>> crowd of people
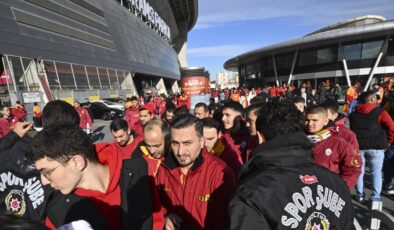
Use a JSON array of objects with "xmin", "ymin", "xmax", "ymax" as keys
[{"xmin": 0, "ymin": 80, "xmax": 393, "ymax": 229}]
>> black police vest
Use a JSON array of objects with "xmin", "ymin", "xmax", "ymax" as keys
[{"xmin": 350, "ymin": 107, "xmax": 388, "ymax": 149}]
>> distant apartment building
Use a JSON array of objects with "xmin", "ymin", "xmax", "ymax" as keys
[{"xmin": 216, "ymin": 71, "xmax": 239, "ymax": 89}]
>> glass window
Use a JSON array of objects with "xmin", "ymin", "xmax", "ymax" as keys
[
  {"xmin": 361, "ymin": 40, "xmax": 384, "ymax": 59},
  {"xmin": 343, "ymin": 43, "xmax": 362, "ymax": 60},
  {"xmin": 8, "ymin": 56, "xmax": 27, "ymax": 91},
  {"xmin": 56, "ymin": 63, "xmax": 75, "ymax": 90},
  {"xmin": 275, "ymin": 52, "xmax": 294, "ymax": 69},
  {"xmin": 298, "ymin": 49, "xmax": 317, "ymax": 66},
  {"xmin": 98, "ymin": 68, "xmax": 110, "ymax": 89},
  {"xmin": 108, "ymin": 69, "xmax": 119, "ymax": 89},
  {"xmin": 317, "ymin": 47, "xmax": 336, "ymax": 64},
  {"xmin": 86, "ymin": 67, "xmax": 100, "ymax": 89},
  {"xmin": 72, "ymin": 65, "xmax": 89, "ymax": 90},
  {"xmin": 43, "ymin": 61, "xmax": 60, "ymax": 90}
]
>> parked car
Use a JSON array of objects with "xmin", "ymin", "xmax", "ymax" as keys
[
  {"xmin": 84, "ymin": 101, "xmax": 124, "ymax": 120},
  {"xmin": 91, "ymin": 100, "xmax": 124, "ymax": 111},
  {"xmin": 102, "ymin": 97, "xmax": 126, "ymax": 104}
]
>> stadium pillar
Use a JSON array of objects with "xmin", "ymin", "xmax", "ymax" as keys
[
  {"xmin": 272, "ymin": 54, "xmax": 279, "ymax": 86},
  {"xmin": 288, "ymin": 50, "xmax": 298, "ymax": 85},
  {"xmin": 363, "ymin": 52, "xmax": 383, "ymax": 92}
]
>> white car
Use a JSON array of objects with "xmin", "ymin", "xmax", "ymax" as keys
[{"xmin": 91, "ymin": 100, "xmax": 124, "ymax": 111}]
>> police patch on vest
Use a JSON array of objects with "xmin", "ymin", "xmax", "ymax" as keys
[
  {"xmin": 5, "ymin": 190, "xmax": 26, "ymax": 216},
  {"xmin": 305, "ymin": 212, "xmax": 329, "ymax": 230},
  {"xmin": 324, "ymin": 149, "xmax": 332, "ymax": 156}
]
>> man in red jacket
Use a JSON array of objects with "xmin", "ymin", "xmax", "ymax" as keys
[
  {"xmin": 202, "ymin": 118, "xmax": 242, "ymax": 176},
  {"xmin": 130, "ymin": 102, "xmax": 156, "ymax": 136},
  {"xmin": 74, "ymin": 101, "xmax": 92, "ymax": 134},
  {"xmin": 156, "ymin": 114, "xmax": 236, "ymax": 230},
  {"xmin": 221, "ymin": 101, "xmax": 251, "ymax": 163},
  {"xmin": 110, "ymin": 118, "xmax": 142, "ymax": 159},
  {"xmin": 28, "ymin": 123, "xmax": 160, "ymax": 230},
  {"xmin": 350, "ymin": 91, "xmax": 394, "ymax": 202},
  {"xmin": 322, "ymin": 100, "xmax": 359, "ymax": 150},
  {"xmin": 0, "ymin": 106, "xmax": 12, "ymax": 138},
  {"xmin": 305, "ymin": 105, "xmax": 361, "ymax": 190},
  {"xmin": 125, "ymin": 96, "xmax": 140, "ymax": 128}
]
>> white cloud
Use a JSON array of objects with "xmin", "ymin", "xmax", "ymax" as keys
[
  {"xmin": 188, "ymin": 44, "xmax": 261, "ymax": 57},
  {"xmin": 195, "ymin": 0, "xmax": 394, "ymax": 29}
]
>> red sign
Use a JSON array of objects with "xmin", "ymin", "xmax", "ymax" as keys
[
  {"xmin": 0, "ymin": 70, "xmax": 11, "ymax": 85},
  {"xmin": 180, "ymin": 76, "xmax": 210, "ymax": 96}
]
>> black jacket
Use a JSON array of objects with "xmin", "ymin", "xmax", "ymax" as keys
[
  {"xmin": 229, "ymin": 132, "xmax": 354, "ymax": 230},
  {"xmin": 0, "ymin": 137, "xmax": 108, "ymax": 229}
]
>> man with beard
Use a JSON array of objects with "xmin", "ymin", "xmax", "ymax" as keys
[
  {"xmin": 110, "ymin": 119, "xmax": 141, "ymax": 159},
  {"xmin": 202, "ymin": 118, "xmax": 242, "ymax": 176},
  {"xmin": 155, "ymin": 114, "xmax": 236, "ymax": 230}
]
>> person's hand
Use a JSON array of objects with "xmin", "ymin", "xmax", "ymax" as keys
[{"xmin": 12, "ymin": 121, "xmax": 33, "ymax": 137}]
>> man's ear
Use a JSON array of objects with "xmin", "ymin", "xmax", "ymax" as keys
[
  {"xmin": 218, "ymin": 131, "xmax": 222, "ymax": 139},
  {"xmin": 257, "ymin": 131, "xmax": 266, "ymax": 145},
  {"xmin": 71, "ymin": 155, "xmax": 87, "ymax": 171},
  {"xmin": 333, "ymin": 113, "xmax": 339, "ymax": 121}
]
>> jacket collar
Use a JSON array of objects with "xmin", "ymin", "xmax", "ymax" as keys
[
  {"xmin": 163, "ymin": 149, "xmax": 204, "ymax": 172},
  {"xmin": 240, "ymin": 132, "xmax": 313, "ymax": 179}
]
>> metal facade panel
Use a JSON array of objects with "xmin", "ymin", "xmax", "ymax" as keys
[{"xmin": 0, "ymin": 0, "xmax": 181, "ymax": 79}]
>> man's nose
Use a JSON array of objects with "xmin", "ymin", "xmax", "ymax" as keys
[{"xmin": 41, "ymin": 175, "xmax": 51, "ymax": 186}]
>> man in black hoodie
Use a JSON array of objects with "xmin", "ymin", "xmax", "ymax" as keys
[{"xmin": 229, "ymin": 101, "xmax": 354, "ymax": 230}]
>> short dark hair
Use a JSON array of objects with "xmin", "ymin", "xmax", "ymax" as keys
[
  {"xmin": 174, "ymin": 105, "xmax": 189, "ymax": 117},
  {"xmin": 27, "ymin": 123, "xmax": 97, "ymax": 164},
  {"xmin": 305, "ymin": 105, "xmax": 327, "ymax": 116},
  {"xmin": 250, "ymin": 93, "xmax": 269, "ymax": 105},
  {"xmin": 42, "ymin": 100, "xmax": 80, "ymax": 128},
  {"xmin": 110, "ymin": 118, "xmax": 128, "ymax": 132},
  {"xmin": 171, "ymin": 114, "xmax": 203, "ymax": 138},
  {"xmin": 246, "ymin": 102, "xmax": 264, "ymax": 116},
  {"xmin": 255, "ymin": 101, "xmax": 304, "ymax": 140},
  {"xmin": 130, "ymin": 96, "xmax": 137, "ymax": 101},
  {"xmin": 322, "ymin": 100, "xmax": 339, "ymax": 114},
  {"xmin": 165, "ymin": 103, "xmax": 176, "ymax": 113},
  {"xmin": 292, "ymin": 96, "xmax": 305, "ymax": 104},
  {"xmin": 358, "ymin": 91, "xmax": 376, "ymax": 104},
  {"xmin": 194, "ymin": 103, "xmax": 208, "ymax": 112},
  {"xmin": 202, "ymin": 118, "xmax": 221, "ymax": 133},
  {"xmin": 222, "ymin": 101, "xmax": 244, "ymax": 114}
]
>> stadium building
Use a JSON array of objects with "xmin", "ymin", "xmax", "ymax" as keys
[
  {"xmin": 224, "ymin": 15, "xmax": 394, "ymax": 90},
  {"xmin": 0, "ymin": 0, "xmax": 197, "ymax": 107}
]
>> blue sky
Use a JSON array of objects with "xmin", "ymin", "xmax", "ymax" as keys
[{"xmin": 186, "ymin": 0, "xmax": 394, "ymax": 80}]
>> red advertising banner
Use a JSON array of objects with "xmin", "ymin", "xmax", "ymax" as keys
[{"xmin": 180, "ymin": 76, "xmax": 210, "ymax": 96}]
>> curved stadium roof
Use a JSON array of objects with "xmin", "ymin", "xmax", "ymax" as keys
[{"xmin": 224, "ymin": 15, "xmax": 394, "ymax": 71}]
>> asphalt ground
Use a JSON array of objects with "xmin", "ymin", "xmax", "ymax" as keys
[{"xmin": 92, "ymin": 119, "xmax": 394, "ymax": 229}]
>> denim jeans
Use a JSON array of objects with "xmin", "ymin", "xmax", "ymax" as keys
[
  {"xmin": 357, "ymin": 149, "xmax": 385, "ymax": 200},
  {"xmin": 383, "ymin": 147, "xmax": 394, "ymax": 188}
]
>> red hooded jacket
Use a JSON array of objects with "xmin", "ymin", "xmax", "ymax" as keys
[
  {"xmin": 331, "ymin": 115, "xmax": 359, "ymax": 150},
  {"xmin": 209, "ymin": 140, "xmax": 242, "ymax": 177},
  {"xmin": 308, "ymin": 130, "xmax": 361, "ymax": 190},
  {"xmin": 74, "ymin": 143, "xmax": 123, "ymax": 229},
  {"xmin": 113, "ymin": 136, "xmax": 143, "ymax": 159},
  {"xmin": 125, "ymin": 107, "xmax": 139, "ymax": 129},
  {"xmin": 155, "ymin": 149, "xmax": 236, "ymax": 230},
  {"xmin": 0, "ymin": 118, "xmax": 11, "ymax": 138},
  {"xmin": 221, "ymin": 130, "xmax": 250, "ymax": 164},
  {"xmin": 354, "ymin": 103, "xmax": 394, "ymax": 143},
  {"xmin": 76, "ymin": 107, "xmax": 92, "ymax": 129}
]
